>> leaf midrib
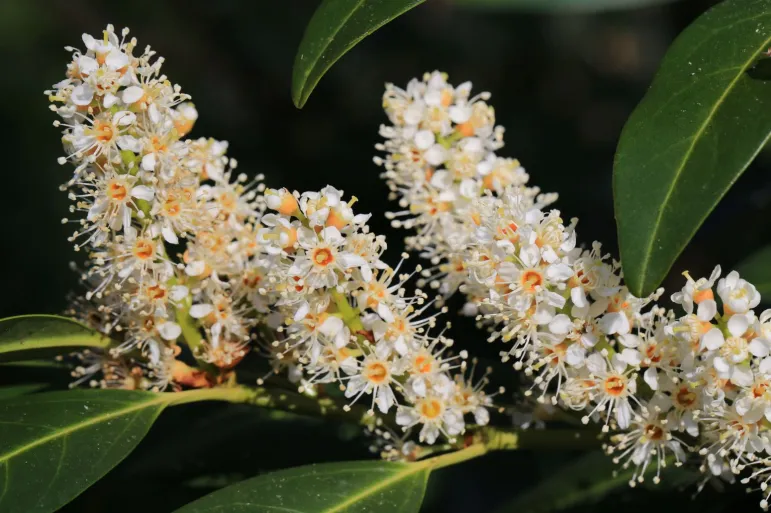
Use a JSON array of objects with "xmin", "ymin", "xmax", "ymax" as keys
[
  {"xmin": 0, "ymin": 395, "xmax": 167, "ymax": 464},
  {"xmin": 323, "ymin": 463, "xmax": 429, "ymax": 513},
  {"xmin": 296, "ymin": 0, "xmax": 365, "ymax": 103},
  {"xmin": 636, "ymin": 24, "xmax": 771, "ymax": 289}
]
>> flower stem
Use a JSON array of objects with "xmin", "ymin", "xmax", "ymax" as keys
[
  {"xmin": 165, "ymin": 384, "xmax": 258, "ymax": 406},
  {"xmin": 164, "ymin": 385, "xmax": 601, "ymax": 463},
  {"xmin": 423, "ymin": 426, "xmax": 600, "ymax": 470},
  {"xmin": 176, "ymin": 302, "xmax": 203, "ymax": 352},
  {"xmin": 331, "ymin": 289, "xmax": 364, "ymax": 332}
]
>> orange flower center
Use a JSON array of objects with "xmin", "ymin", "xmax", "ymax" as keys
[
  {"xmin": 645, "ymin": 344, "xmax": 662, "ymax": 364},
  {"xmin": 520, "ymin": 270, "xmax": 543, "ymax": 292},
  {"xmin": 242, "ymin": 271, "xmax": 262, "ymax": 289},
  {"xmin": 414, "ymin": 354, "xmax": 434, "ymax": 374},
  {"xmin": 93, "ymin": 120, "xmax": 114, "ymax": 143},
  {"xmin": 164, "ymin": 199, "xmax": 181, "ymax": 216},
  {"xmin": 311, "ymin": 247, "xmax": 334, "ymax": 267},
  {"xmin": 754, "ymin": 382, "xmax": 770, "ymax": 398},
  {"xmin": 674, "ymin": 386, "xmax": 697, "ymax": 408},
  {"xmin": 644, "ymin": 424, "xmax": 664, "ymax": 441},
  {"xmin": 419, "ymin": 398, "xmax": 444, "ymax": 420},
  {"xmin": 146, "ymin": 284, "xmax": 166, "ymax": 301},
  {"xmin": 133, "ymin": 239, "xmax": 155, "ymax": 260},
  {"xmin": 107, "ymin": 180, "xmax": 128, "ymax": 202},
  {"xmin": 364, "ymin": 361, "xmax": 389, "ymax": 384},
  {"xmin": 603, "ymin": 375, "xmax": 627, "ymax": 396}
]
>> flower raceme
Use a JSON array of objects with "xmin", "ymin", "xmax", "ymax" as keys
[
  {"xmin": 376, "ymin": 71, "xmax": 771, "ymax": 507},
  {"xmin": 48, "ymin": 27, "xmax": 493, "ymax": 449},
  {"xmin": 258, "ymin": 186, "xmax": 496, "ymax": 444}
]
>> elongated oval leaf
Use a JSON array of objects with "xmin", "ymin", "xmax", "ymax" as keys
[
  {"xmin": 292, "ymin": 0, "xmax": 425, "ymax": 108},
  {"xmin": 174, "ymin": 460, "xmax": 431, "ymax": 512},
  {"xmin": 452, "ymin": 0, "xmax": 678, "ymax": 12},
  {"xmin": 737, "ymin": 245, "xmax": 771, "ymax": 297},
  {"xmin": 614, "ymin": 0, "xmax": 771, "ymax": 297},
  {"xmin": 0, "ymin": 390, "xmax": 169, "ymax": 513},
  {"xmin": 0, "ymin": 315, "xmax": 111, "ymax": 362},
  {"xmin": 0, "ymin": 386, "xmax": 249, "ymax": 513}
]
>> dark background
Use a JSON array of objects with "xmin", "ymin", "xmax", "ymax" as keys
[{"xmin": 0, "ymin": 0, "xmax": 769, "ymax": 511}]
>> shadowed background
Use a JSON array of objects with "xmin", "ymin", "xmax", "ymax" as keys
[{"xmin": 0, "ymin": 0, "xmax": 768, "ymax": 511}]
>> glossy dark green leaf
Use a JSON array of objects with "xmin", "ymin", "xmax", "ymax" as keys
[
  {"xmin": 174, "ymin": 460, "xmax": 431, "ymax": 513},
  {"xmin": 292, "ymin": 0, "xmax": 425, "ymax": 108},
  {"xmin": 0, "ymin": 390, "xmax": 168, "ymax": 513},
  {"xmin": 452, "ymin": 0, "xmax": 678, "ymax": 12},
  {"xmin": 0, "ymin": 315, "xmax": 111, "ymax": 362},
  {"xmin": 614, "ymin": 0, "xmax": 771, "ymax": 297},
  {"xmin": 737, "ymin": 244, "xmax": 771, "ymax": 297},
  {"xmin": 0, "ymin": 386, "xmax": 246, "ymax": 513}
]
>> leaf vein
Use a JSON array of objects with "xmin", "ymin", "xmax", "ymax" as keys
[{"xmin": 636, "ymin": 30, "xmax": 771, "ymax": 288}]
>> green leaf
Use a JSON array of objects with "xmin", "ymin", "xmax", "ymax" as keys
[
  {"xmin": 452, "ymin": 0, "xmax": 677, "ymax": 12},
  {"xmin": 174, "ymin": 459, "xmax": 432, "ymax": 512},
  {"xmin": 737, "ymin": 244, "xmax": 771, "ymax": 297},
  {"xmin": 0, "ymin": 387, "xmax": 252, "ymax": 513},
  {"xmin": 292, "ymin": 0, "xmax": 425, "ymax": 108},
  {"xmin": 0, "ymin": 389, "xmax": 167, "ymax": 513},
  {"xmin": 613, "ymin": 0, "xmax": 771, "ymax": 297},
  {"xmin": 493, "ymin": 452, "xmax": 694, "ymax": 513},
  {"xmin": 0, "ymin": 315, "xmax": 112, "ymax": 362}
]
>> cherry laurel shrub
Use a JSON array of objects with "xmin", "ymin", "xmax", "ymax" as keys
[{"xmin": 2, "ymin": 2, "xmax": 771, "ymax": 510}]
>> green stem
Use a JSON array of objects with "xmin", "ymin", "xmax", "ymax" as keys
[
  {"xmin": 174, "ymin": 292, "xmax": 203, "ymax": 353},
  {"xmin": 595, "ymin": 335, "xmax": 616, "ymax": 357},
  {"xmin": 423, "ymin": 426, "xmax": 600, "ymax": 470},
  {"xmin": 165, "ymin": 385, "xmax": 257, "ymax": 406},
  {"xmin": 331, "ymin": 289, "xmax": 364, "ymax": 332},
  {"xmin": 164, "ymin": 386, "xmax": 601, "ymax": 464},
  {"xmin": 167, "ymin": 384, "xmax": 378, "ymax": 427}
]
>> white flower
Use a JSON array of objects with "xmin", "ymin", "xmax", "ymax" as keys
[
  {"xmin": 289, "ymin": 226, "xmax": 367, "ymax": 289},
  {"xmin": 671, "ymin": 266, "xmax": 720, "ymax": 314},
  {"xmin": 396, "ymin": 395, "xmax": 465, "ymax": 444},
  {"xmin": 705, "ymin": 314, "xmax": 755, "ymax": 386},
  {"xmin": 717, "ymin": 271, "xmax": 761, "ymax": 314},
  {"xmin": 344, "ymin": 356, "xmax": 397, "ymax": 414}
]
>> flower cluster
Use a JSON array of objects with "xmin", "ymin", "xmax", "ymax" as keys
[
  {"xmin": 47, "ymin": 25, "xmax": 265, "ymax": 390},
  {"xmin": 48, "ymin": 29, "xmax": 494, "ymax": 446},
  {"xmin": 376, "ymin": 72, "xmax": 771, "ymax": 507},
  {"xmin": 255, "ymin": 186, "xmax": 495, "ymax": 443},
  {"xmin": 375, "ymin": 71, "xmax": 557, "ymax": 298}
]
